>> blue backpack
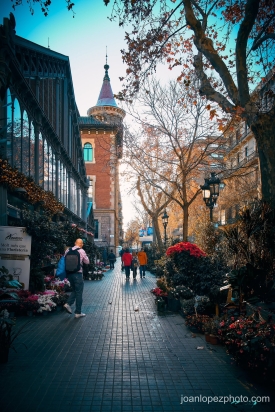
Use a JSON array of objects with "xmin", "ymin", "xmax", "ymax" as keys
[{"xmin": 56, "ymin": 256, "xmax": 66, "ymax": 280}]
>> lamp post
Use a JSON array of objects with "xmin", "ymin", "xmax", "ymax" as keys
[
  {"xmin": 162, "ymin": 209, "xmax": 169, "ymax": 247},
  {"xmin": 200, "ymin": 172, "xmax": 223, "ymax": 222}
]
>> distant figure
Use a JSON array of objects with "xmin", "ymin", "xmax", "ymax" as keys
[
  {"xmin": 131, "ymin": 251, "xmax": 139, "ymax": 279},
  {"xmin": 119, "ymin": 247, "xmax": 126, "ymax": 271},
  {"xmin": 108, "ymin": 249, "xmax": 116, "ymax": 269},
  {"xmin": 102, "ymin": 248, "xmax": 107, "ymax": 267},
  {"xmin": 137, "ymin": 248, "xmax": 148, "ymax": 278},
  {"xmin": 121, "ymin": 248, "xmax": 133, "ymax": 280},
  {"xmin": 63, "ymin": 238, "xmax": 89, "ymax": 318}
]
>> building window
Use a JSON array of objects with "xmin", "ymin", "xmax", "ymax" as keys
[
  {"xmin": 220, "ymin": 210, "xmax": 226, "ymax": 225},
  {"xmin": 244, "ymin": 146, "xmax": 248, "ymax": 157},
  {"xmin": 94, "ymin": 219, "xmax": 99, "ymax": 239},
  {"xmin": 83, "ymin": 143, "xmax": 93, "ymax": 161},
  {"xmin": 88, "ymin": 178, "xmax": 93, "ymax": 202}
]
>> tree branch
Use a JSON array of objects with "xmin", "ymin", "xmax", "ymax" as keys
[
  {"xmin": 193, "ymin": 54, "xmax": 235, "ymax": 112},
  {"xmin": 252, "ymin": 33, "xmax": 275, "ymax": 51},
  {"xmin": 236, "ymin": 0, "xmax": 260, "ymax": 107},
  {"xmin": 183, "ymin": 0, "xmax": 239, "ymax": 105}
]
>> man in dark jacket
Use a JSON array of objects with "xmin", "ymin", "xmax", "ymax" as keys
[{"xmin": 108, "ymin": 250, "xmax": 116, "ymax": 269}]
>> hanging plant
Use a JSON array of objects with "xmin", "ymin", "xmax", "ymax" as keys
[{"xmin": 0, "ymin": 159, "xmax": 64, "ymax": 214}]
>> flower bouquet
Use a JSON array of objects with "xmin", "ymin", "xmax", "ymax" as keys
[{"xmin": 37, "ymin": 291, "xmax": 57, "ymax": 313}]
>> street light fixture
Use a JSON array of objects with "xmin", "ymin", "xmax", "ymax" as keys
[
  {"xmin": 162, "ymin": 209, "xmax": 169, "ymax": 247},
  {"xmin": 200, "ymin": 172, "xmax": 223, "ymax": 222}
]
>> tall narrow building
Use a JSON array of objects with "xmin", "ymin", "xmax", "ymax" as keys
[{"xmin": 79, "ymin": 61, "xmax": 125, "ymax": 254}]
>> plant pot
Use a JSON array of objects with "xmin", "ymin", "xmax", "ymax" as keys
[
  {"xmin": 205, "ymin": 333, "xmax": 211, "ymax": 342},
  {"xmin": 209, "ymin": 334, "xmax": 219, "ymax": 345},
  {"xmin": 168, "ymin": 298, "xmax": 181, "ymax": 312},
  {"xmin": 157, "ymin": 299, "xmax": 166, "ymax": 312}
]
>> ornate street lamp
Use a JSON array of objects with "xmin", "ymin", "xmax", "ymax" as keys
[
  {"xmin": 200, "ymin": 173, "xmax": 223, "ymax": 222},
  {"xmin": 162, "ymin": 209, "xmax": 169, "ymax": 246}
]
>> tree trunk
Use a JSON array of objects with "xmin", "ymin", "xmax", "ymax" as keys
[
  {"xmin": 250, "ymin": 108, "xmax": 275, "ymax": 209},
  {"xmin": 182, "ymin": 203, "xmax": 189, "ymax": 241},
  {"xmin": 152, "ymin": 215, "xmax": 164, "ymax": 251}
]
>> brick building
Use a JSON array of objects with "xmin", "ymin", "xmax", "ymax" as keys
[{"xmin": 79, "ymin": 62, "xmax": 125, "ymax": 254}]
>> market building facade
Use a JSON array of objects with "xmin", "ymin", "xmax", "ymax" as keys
[{"xmin": 0, "ymin": 14, "xmax": 93, "ymax": 235}]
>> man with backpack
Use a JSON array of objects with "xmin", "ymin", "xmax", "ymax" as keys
[{"xmin": 63, "ymin": 238, "xmax": 89, "ymax": 318}]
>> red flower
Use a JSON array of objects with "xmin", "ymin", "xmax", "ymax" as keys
[{"xmin": 166, "ymin": 242, "xmax": 206, "ymax": 258}]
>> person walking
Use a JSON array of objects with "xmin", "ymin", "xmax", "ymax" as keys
[
  {"xmin": 63, "ymin": 238, "xmax": 89, "ymax": 318},
  {"xmin": 108, "ymin": 249, "xmax": 116, "ymax": 269},
  {"xmin": 102, "ymin": 247, "xmax": 107, "ymax": 267},
  {"xmin": 137, "ymin": 248, "xmax": 148, "ymax": 278},
  {"xmin": 119, "ymin": 247, "xmax": 126, "ymax": 271},
  {"xmin": 131, "ymin": 251, "xmax": 139, "ymax": 279},
  {"xmin": 121, "ymin": 248, "xmax": 132, "ymax": 280}
]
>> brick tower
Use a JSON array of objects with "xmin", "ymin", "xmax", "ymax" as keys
[{"xmin": 79, "ymin": 60, "xmax": 125, "ymax": 254}]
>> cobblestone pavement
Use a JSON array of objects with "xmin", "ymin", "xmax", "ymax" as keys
[{"xmin": 0, "ymin": 260, "xmax": 274, "ymax": 412}]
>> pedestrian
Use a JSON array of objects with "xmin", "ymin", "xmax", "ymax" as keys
[
  {"xmin": 131, "ymin": 251, "xmax": 139, "ymax": 279},
  {"xmin": 121, "ymin": 248, "xmax": 133, "ymax": 280},
  {"xmin": 63, "ymin": 238, "xmax": 89, "ymax": 318},
  {"xmin": 119, "ymin": 247, "xmax": 126, "ymax": 271},
  {"xmin": 137, "ymin": 248, "xmax": 148, "ymax": 278},
  {"xmin": 108, "ymin": 249, "xmax": 116, "ymax": 269},
  {"xmin": 102, "ymin": 247, "xmax": 107, "ymax": 267}
]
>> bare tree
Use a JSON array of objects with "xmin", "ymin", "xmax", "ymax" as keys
[
  {"xmin": 122, "ymin": 78, "xmax": 225, "ymax": 240},
  {"xmin": 105, "ymin": 0, "xmax": 275, "ymax": 208}
]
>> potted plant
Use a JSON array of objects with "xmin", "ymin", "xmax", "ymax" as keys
[{"xmin": 0, "ymin": 309, "xmax": 29, "ymax": 363}]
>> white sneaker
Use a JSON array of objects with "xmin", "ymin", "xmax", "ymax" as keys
[
  {"xmin": 75, "ymin": 313, "xmax": 86, "ymax": 318},
  {"xmin": 64, "ymin": 303, "xmax": 72, "ymax": 314}
]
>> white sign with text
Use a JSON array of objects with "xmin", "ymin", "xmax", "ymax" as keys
[{"xmin": 0, "ymin": 226, "xmax": 31, "ymax": 290}]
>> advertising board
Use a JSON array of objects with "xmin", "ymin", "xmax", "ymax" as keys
[{"xmin": 0, "ymin": 226, "xmax": 31, "ymax": 290}]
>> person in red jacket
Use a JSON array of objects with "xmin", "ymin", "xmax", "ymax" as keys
[{"xmin": 121, "ymin": 248, "xmax": 133, "ymax": 280}]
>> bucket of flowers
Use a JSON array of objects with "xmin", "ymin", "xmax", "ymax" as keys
[
  {"xmin": 218, "ymin": 311, "xmax": 275, "ymax": 384},
  {"xmin": 20, "ymin": 295, "xmax": 40, "ymax": 316},
  {"xmin": 37, "ymin": 291, "xmax": 57, "ymax": 315}
]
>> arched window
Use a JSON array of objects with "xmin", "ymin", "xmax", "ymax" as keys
[
  {"xmin": 29, "ymin": 122, "xmax": 35, "ymax": 179},
  {"xmin": 13, "ymin": 98, "xmax": 21, "ymax": 171},
  {"xmin": 22, "ymin": 110, "xmax": 30, "ymax": 176},
  {"xmin": 6, "ymin": 90, "xmax": 12, "ymax": 165},
  {"xmin": 39, "ymin": 132, "xmax": 43, "ymax": 187},
  {"xmin": 44, "ymin": 139, "xmax": 49, "ymax": 191},
  {"xmin": 83, "ymin": 143, "xmax": 93, "ymax": 162}
]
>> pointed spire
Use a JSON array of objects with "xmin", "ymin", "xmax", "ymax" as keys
[
  {"xmin": 103, "ymin": 47, "xmax": 110, "ymax": 81},
  {"xmin": 96, "ymin": 52, "xmax": 117, "ymax": 107}
]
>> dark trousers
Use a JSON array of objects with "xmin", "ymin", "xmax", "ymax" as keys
[
  {"xmin": 109, "ymin": 260, "xmax": 115, "ymax": 269},
  {"xmin": 139, "ymin": 265, "xmax": 146, "ymax": 277},
  {"xmin": 125, "ymin": 266, "xmax": 131, "ymax": 278},
  {"xmin": 67, "ymin": 272, "xmax": 84, "ymax": 314}
]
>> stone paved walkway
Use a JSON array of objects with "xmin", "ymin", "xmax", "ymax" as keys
[{"xmin": 0, "ymin": 260, "xmax": 274, "ymax": 412}]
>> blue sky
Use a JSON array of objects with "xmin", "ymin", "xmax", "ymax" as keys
[
  {"xmin": 0, "ymin": 0, "xmax": 138, "ymax": 228},
  {"xmin": 0, "ymin": 0, "xmax": 127, "ymax": 116}
]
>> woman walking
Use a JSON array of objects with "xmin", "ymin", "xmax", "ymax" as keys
[{"xmin": 121, "ymin": 248, "xmax": 132, "ymax": 280}]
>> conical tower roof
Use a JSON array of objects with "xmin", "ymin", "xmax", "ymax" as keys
[{"xmin": 96, "ymin": 62, "xmax": 117, "ymax": 107}]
